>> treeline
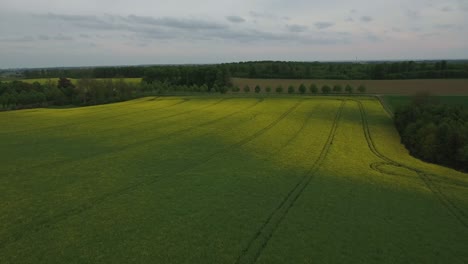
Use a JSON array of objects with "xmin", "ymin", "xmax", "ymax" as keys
[
  {"xmin": 226, "ymin": 61, "xmax": 468, "ymax": 80},
  {"xmin": 20, "ymin": 60, "xmax": 468, "ymax": 81},
  {"xmin": 0, "ymin": 78, "xmax": 367, "ymax": 110},
  {"xmin": 0, "ymin": 78, "xmax": 138, "ymax": 110},
  {"xmin": 394, "ymin": 97, "xmax": 468, "ymax": 172}
]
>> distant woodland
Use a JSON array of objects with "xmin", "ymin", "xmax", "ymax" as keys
[
  {"xmin": 395, "ymin": 96, "xmax": 468, "ymax": 172},
  {"xmin": 18, "ymin": 60, "xmax": 468, "ymax": 80}
]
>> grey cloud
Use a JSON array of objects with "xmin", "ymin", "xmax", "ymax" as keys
[
  {"xmin": 360, "ymin": 16, "xmax": 373, "ymax": 23},
  {"xmin": 36, "ymin": 12, "xmax": 102, "ymax": 23},
  {"xmin": 345, "ymin": 17, "xmax": 354, "ymax": 22},
  {"xmin": 287, "ymin": 24, "xmax": 308, "ymax": 32},
  {"xmin": 406, "ymin": 9, "xmax": 420, "ymax": 19},
  {"xmin": 0, "ymin": 36, "xmax": 35, "ymax": 42},
  {"xmin": 38, "ymin": 34, "xmax": 50, "ymax": 40},
  {"xmin": 36, "ymin": 34, "xmax": 74, "ymax": 41},
  {"xmin": 54, "ymin": 34, "xmax": 74, "ymax": 41},
  {"xmin": 315, "ymin": 22, "xmax": 334, "ymax": 29},
  {"xmin": 249, "ymin": 11, "xmax": 287, "ymax": 20},
  {"xmin": 125, "ymin": 14, "xmax": 227, "ymax": 30},
  {"xmin": 28, "ymin": 12, "xmax": 349, "ymax": 45},
  {"xmin": 226, "ymin": 16, "xmax": 245, "ymax": 23},
  {"xmin": 367, "ymin": 33, "xmax": 380, "ymax": 42},
  {"xmin": 441, "ymin": 6, "xmax": 453, "ymax": 12},
  {"xmin": 419, "ymin": 32, "xmax": 440, "ymax": 38},
  {"xmin": 459, "ymin": 0, "xmax": 468, "ymax": 11},
  {"xmin": 434, "ymin": 24, "xmax": 462, "ymax": 30}
]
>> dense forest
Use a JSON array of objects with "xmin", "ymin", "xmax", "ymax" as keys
[
  {"xmin": 394, "ymin": 96, "xmax": 468, "ymax": 172},
  {"xmin": 19, "ymin": 60, "xmax": 468, "ymax": 81}
]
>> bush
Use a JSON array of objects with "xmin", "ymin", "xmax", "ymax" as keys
[
  {"xmin": 243, "ymin": 85, "xmax": 251, "ymax": 93},
  {"xmin": 288, "ymin": 85, "xmax": 295, "ymax": 94},
  {"xmin": 276, "ymin": 86, "xmax": 283, "ymax": 93},
  {"xmin": 345, "ymin": 84, "xmax": 353, "ymax": 93},
  {"xmin": 265, "ymin": 86, "xmax": 271, "ymax": 93}
]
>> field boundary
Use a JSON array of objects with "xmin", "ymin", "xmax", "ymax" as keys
[
  {"xmin": 354, "ymin": 100, "xmax": 468, "ymax": 228},
  {"xmin": 235, "ymin": 100, "xmax": 345, "ymax": 264}
]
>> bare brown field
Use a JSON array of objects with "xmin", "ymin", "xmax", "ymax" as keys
[{"xmin": 232, "ymin": 78, "xmax": 468, "ymax": 95}]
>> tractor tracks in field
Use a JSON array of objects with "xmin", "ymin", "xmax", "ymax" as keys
[
  {"xmin": 4, "ymin": 97, "xmax": 234, "ymax": 172},
  {"xmin": 62, "ymin": 97, "xmax": 228, "ymax": 139},
  {"xmin": 354, "ymin": 100, "xmax": 468, "ymax": 229},
  {"xmin": 0, "ymin": 98, "xmax": 305, "ymax": 250},
  {"xmin": 26, "ymin": 98, "xmax": 261, "ymax": 171},
  {"xmin": 235, "ymin": 100, "xmax": 345, "ymax": 264}
]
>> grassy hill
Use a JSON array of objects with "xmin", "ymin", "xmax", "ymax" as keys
[{"xmin": 1, "ymin": 96, "xmax": 467, "ymax": 263}]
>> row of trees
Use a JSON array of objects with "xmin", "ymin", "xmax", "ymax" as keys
[
  {"xmin": 394, "ymin": 96, "xmax": 468, "ymax": 172},
  {"xmin": 0, "ymin": 78, "xmax": 138, "ymax": 110},
  {"xmin": 0, "ymin": 79, "xmax": 368, "ymax": 110},
  {"xmin": 20, "ymin": 61, "xmax": 468, "ymax": 81},
  {"xmin": 232, "ymin": 84, "xmax": 366, "ymax": 94}
]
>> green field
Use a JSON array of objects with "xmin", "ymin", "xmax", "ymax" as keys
[{"xmin": 1, "ymin": 96, "xmax": 467, "ymax": 263}]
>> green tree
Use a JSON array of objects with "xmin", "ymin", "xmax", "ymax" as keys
[
  {"xmin": 57, "ymin": 77, "xmax": 75, "ymax": 103},
  {"xmin": 255, "ymin": 85, "xmax": 261, "ymax": 93},
  {"xmin": 309, "ymin": 84, "xmax": 318, "ymax": 94},
  {"xmin": 0, "ymin": 94, "xmax": 8, "ymax": 109},
  {"xmin": 288, "ymin": 85, "xmax": 295, "ymax": 94},
  {"xmin": 219, "ymin": 86, "xmax": 228, "ymax": 94},
  {"xmin": 243, "ymin": 85, "xmax": 251, "ymax": 93},
  {"xmin": 265, "ymin": 86, "xmax": 272, "ymax": 93},
  {"xmin": 345, "ymin": 84, "xmax": 354, "ymax": 93},
  {"xmin": 333, "ymin": 84, "xmax": 342, "ymax": 93},
  {"xmin": 200, "ymin": 84, "xmax": 209, "ymax": 93},
  {"xmin": 321, "ymin": 85, "xmax": 331, "ymax": 94},
  {"xmin": 299, "ymin": 83, "xmax": 306, "ymax": 94},
  {"xmin": 276, "ymin": 85, "xmax": 283, "ymax": 93}
]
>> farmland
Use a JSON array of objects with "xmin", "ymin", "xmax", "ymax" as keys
[{"xmin": 1, "ymin": 96, "xmax": 467, "ymax": 263}]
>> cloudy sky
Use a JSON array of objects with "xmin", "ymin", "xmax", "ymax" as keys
[{"xmin": 1, "ymin": 0, "xmax": 468, "ymax": 68}]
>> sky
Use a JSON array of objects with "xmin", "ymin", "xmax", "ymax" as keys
[{"xmin": 1, "ymin": 0, "xmax": 468, "ymax": 68}]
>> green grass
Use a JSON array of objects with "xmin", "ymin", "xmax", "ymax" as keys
[
  {"xmin": 0, "ymin": 96, "xmax": 467, "ymax": 263},
  {"xmin": 383, "ymin": 95, "xmax": 468, "ymax": 112}
]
